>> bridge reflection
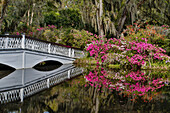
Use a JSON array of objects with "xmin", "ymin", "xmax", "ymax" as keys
[{"xmin": 0, "ymin": 64, "xmax": 83, "ymax": 104}]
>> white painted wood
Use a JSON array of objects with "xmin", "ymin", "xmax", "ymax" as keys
[
  {"xmin": 47, "ymin": 79, "xmax": 50, "ymax": 88},
  {"xmin": 20, "ymin": 88, "xmax": 24, "ymax": 102},
  {"xmin": 68, "ymin": 70, "xmax": 71, "ymax": 79},
  {"xmin": 22, "ymin": 34, "xmax": 25, "ymax": 49},
  {"xmin": 69, "ymin": 48, "xmax": 71, "ymax": 57},
  {"xmin": 72, "ymin": 49, "xmax": 75, "ymax": 57},
  {"xmin": 48, "ymin": 43, "xmax": 51, "ymax": 53}
]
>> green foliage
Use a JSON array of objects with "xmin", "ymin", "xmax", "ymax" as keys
[
  {"xmin": 59, "ymin": 29, "xmax": 94, "ymax": 49},
  {"xmin": 12, "ymin": 25, "xmax": 94, "ymax": 49},
  {"xmin": 43, "ymin": 29, "xmax": 56, "ymax": 42},
  {"xmin": 140, "ymin": 0, "xmax": 169, "ymax": 25},
  {"xmin": 44, "ymin": 8, "xmax": 83, "ymax": 29},
  {"xmin": 44, "ymin": 11, "xmax": 60, "ymax": 26}
]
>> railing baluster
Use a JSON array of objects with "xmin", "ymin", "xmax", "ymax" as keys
[
  {"xmin": 32, "ymin": 40, "xmax": 34, "ymax": 50},
  {"xmin": 68, "ymin": 70, "xmax": 71, "ymax": 79},
  {"xmin": 4, "ymin": 92, "xmax": 7, "ymax": 101},
  {"xmin": 22, "ymin": 34, "xmax": 25, "ymax": 49},
  {"xmin": 47, "ymin": 79, "xmax": 50, "ymax": 88},
  {"xmin": 5, "ymin": 37, "xmax": 8, "ymax": 48},
  {"xmin": 20, "ymin": 88, "xmax": 24, "ymax": 102},
  {"xmin": 54, "ymin": 46, "xmax": 56, "ymax": 54},
  {"xmin": 48, "ymin": 43, "xmax": 51, "ymax": 53},
  {"xmin": 72, "ymin": 49, "xmax": 75, "ymax": 57},
  {"xmin": 69, "ymin": 48, "xmax": 71, "ymax": 57}
]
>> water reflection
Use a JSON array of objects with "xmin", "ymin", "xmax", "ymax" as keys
[
  {"xmin": 34, "ymin": 60, "xmax": 63, "ymax": 71},
  {"xmin": 0, "ymin": 65, "xmax": 169, "ymax": 113},
  {"xmin": 0, "ymin": 64, "xmax": 83, "ymax": 104},
  {"xmin": 85, "ymin": 67, "xmax": 169, "ymax": 102},
  {"xmin": 0, "ymin": 64, "xmax": 15, "ymax": 79}
]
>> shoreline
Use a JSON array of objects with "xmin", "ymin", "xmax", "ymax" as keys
[{"xmin": 74, "ymin": 58, "xmax": 170, "ymax": 71}]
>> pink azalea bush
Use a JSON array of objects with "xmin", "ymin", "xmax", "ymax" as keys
[
  {"xmin": 85, "ymin": 67, "xmax": 111, "ymax": 89},
  {"xmin": 125, "ymin": 38, "xmax": 169, "ymax": 68},
  {"xmin": 86, "ymin": 38, "xmax": 124, "ymax": 64},
  {"xmin": 86, "ymin": 34, "xmax": 169, "ymax": 69}
]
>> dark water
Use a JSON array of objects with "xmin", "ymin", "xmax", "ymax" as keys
[{"xmin": 0, "ymin": 65, "xmax": 169, "ymax": 113}]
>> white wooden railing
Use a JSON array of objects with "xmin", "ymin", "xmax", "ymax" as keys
[{"xmin": 0, "ymin": 35, "xmax": 84, "ymax": 58}]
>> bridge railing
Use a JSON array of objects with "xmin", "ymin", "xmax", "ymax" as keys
[{"xmin": 0, "ymin": 34, "xmax": 84, "ymax": 58}]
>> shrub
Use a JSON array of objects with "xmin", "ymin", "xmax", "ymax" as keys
[{"xmin": 123, "ymin": 24, "xmax": 170, "ymax": 55}]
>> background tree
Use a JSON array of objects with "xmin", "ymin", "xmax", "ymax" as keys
[
  {"xmin": 0, "ymin": 0, "xmax": 169, "ymax": 38},
  {"xmin": 0, "ymin": 0, "xmax": 9, "ymax": 32}
]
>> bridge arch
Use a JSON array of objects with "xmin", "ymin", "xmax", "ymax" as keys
[
  {"xmin": 27, "ymin": 57, "xmax": 64, "ymax": 69},
  {"xmin": 34, "ymin": 60, "xmax": 63, "ymax": 67},
  {"xmin": 33, "ymin": 60, "xmax": 63, "ymax": 71}
]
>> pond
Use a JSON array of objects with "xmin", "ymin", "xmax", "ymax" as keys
[{"xmin": 0, "ymin": 64, "xmax": 169, "ymax": 113}]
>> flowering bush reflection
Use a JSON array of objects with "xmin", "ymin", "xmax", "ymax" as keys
[{"xmin": 84, "ymin": 67, "xmax": 167, "ymax": 101}]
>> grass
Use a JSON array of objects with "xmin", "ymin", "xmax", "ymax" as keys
[
  {"xmin": 74, "ymin": 57, "xmax": 97, "ymax": 65},
  {"xmin": 74, "ymin": 58, "xmax": 121, "ymax": 69},
  {"xmin": 141, "ymin": 63, "xmax": 170, "ymax": 71},
  {"xmin": 108, "ymin": 64, "xmax": 120, "ymax": 69},
  {"xmin": 74, "ymin": 57, "xmax": 170, "ymax": 71}
]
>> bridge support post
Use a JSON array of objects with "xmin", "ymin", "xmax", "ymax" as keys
[
  {"xmin": 5, "ymin": 37, "xmax": 8, "ymax": 48},
  {"xmin": 20, "ymin": 88, "xmax": 24, "ymax": 102},
  {"xmin": 32, "ymin": 41, "xmax": 34, "ymax": 50},
  {"xmin": 68, "ymin": 70, "xmax": 71, "ymax": 79},
  {"xmin": 4, "ymin": 92, "xmax": 7, "ymax": 101},
  {"xmin": 47, "ymin": 79, "xmax": 50, "ymax": 88},
  {"xmin": 22, "ymin": 34, "xmax": 25, "ymax": 49},
  {"xmin": 48, "ymin": 43, "xmax": 51, "ymax": 53},
  {"xmin": 72, "ymin": 49, "xmax": 74, "ymax": 57},
  {"xmin": 69, "ymin": 48, "xmax": 71, "ymax": 57}
]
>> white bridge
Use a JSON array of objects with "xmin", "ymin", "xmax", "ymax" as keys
[{"xmin": 0, "ymin": 35, "xmax": 84, "ymax": 69}]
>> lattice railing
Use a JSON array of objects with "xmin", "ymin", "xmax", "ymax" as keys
[
  {"xmin": 0, "ymin": 37, "xmax": 6, "ymax": 48},
  {"xmin": 0, "ymin": 35, "xmax": 84, "ymax": 58},
  {"xmin": 25, "ymin": 38, "xmax": 49, "ymax": 53},
  {"xmin": 0, "ymin": 89, "xmax": 20, "ymax": 104},
  {"xmin": 50, "ymin": 44, "xmax": 69, "ymax": 56},
  {"xmin": 49, "ymin": 71, "xmax": 68, "ymax": 86},
  {"xmin": 24, "ymin": 80, "xmax": 47, "ymax": 98},
  {"xmin": 74, "ymin": 49, "xmax": 85, "ymax": 58},
  {"xmin": 0, "ymin": 36, "xmax": 22, "ymax": 49},
  {"xmin": 70, "ymin": 67, "xmax": 84, "ymax": 77}
]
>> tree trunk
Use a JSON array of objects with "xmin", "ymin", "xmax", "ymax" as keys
[
  {"xmin": 95, "ymin": 96, "xmax": 99, "ymax": 113},
  {"xmin": 95, "ymin": 0, "xmax": 104, "ymax": 41},
  {"xmin": 30, "ymin": 3, "xmax": 35, "ymax": 25},
  {"xmin": 99, "ymin": 0, "xmax": 104, "ymax": 41},
  {"xmin": 117, "ymin": 0, "xmax": 130, "ymax": 37},
  {"xmin": 27, "ymin": 9, "xmax": 30, "ymax": 26},
  {"xmin": 0, "ymin": 0, "xmax": 9, "ymax": 33}
]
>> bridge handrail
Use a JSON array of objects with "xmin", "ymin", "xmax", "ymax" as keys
[
  {"xmin": 0, "ymin": 34, "xmax": 84, "ymax": 58},
  {"xmin": 0, "ymin": 35, "xmax": 82, "ymax": 50}
]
